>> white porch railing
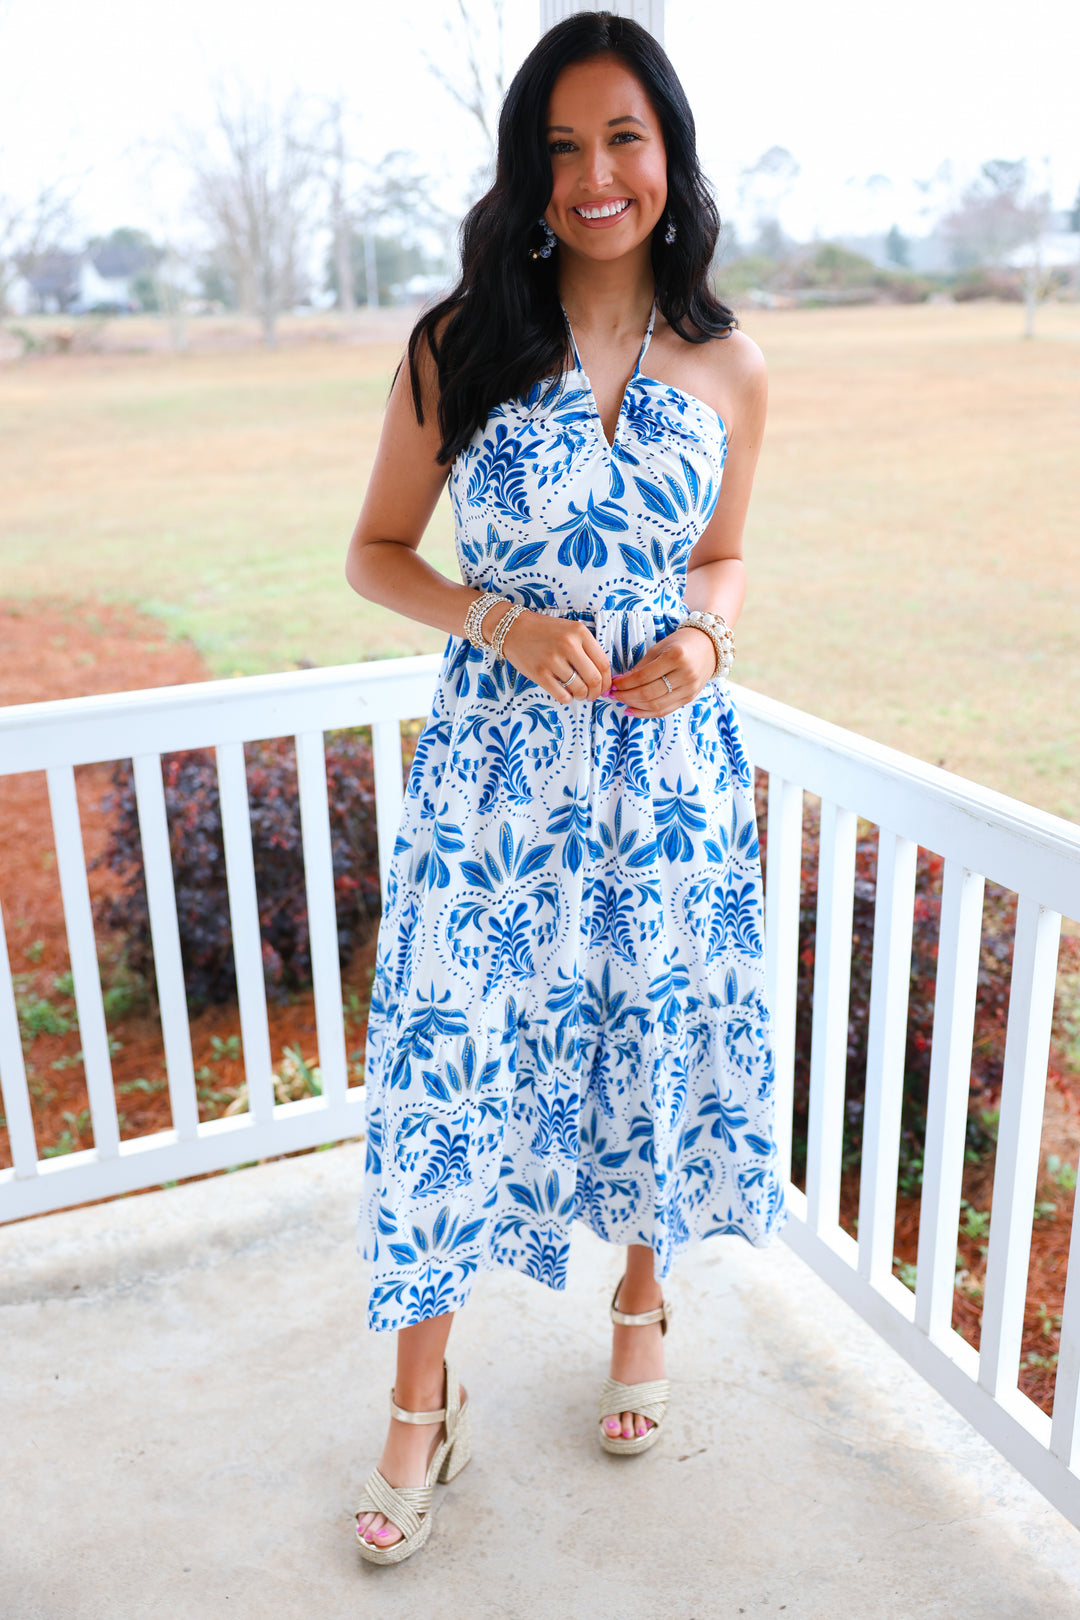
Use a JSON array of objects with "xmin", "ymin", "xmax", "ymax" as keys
[{"xmin": 2, "ymin": 658, "xmax": 1079, "ymax": 1529}]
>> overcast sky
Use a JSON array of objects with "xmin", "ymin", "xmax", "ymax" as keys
[{"xmin": 1, "ymin": 0, "xmax": 1077, "ymax": 247}]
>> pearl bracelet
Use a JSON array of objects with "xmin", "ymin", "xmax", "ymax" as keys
[
  {"xmin": 683, "ymin": 609, "xmax": 735, "ymax": 680},
  {"xmin": 463, "ymin": 591, "xmax": 508, "ymax": 649}
]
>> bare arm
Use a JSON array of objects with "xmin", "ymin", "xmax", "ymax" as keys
[
  {"xmin": 345, "ymin": 339, "xmax": 612, "ymax": 701},
  {"xmin": 611, "ymin": 331, "xmax": 768, "ymax": 715},
  {"xmin": 344, "ymin": 347, "xmax": 476, "ymax": 637},
  {"xmin": 680, "ymin": 329, "xmax": 768, "ymax": 627}
]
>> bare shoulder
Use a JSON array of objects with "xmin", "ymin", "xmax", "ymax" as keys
[
  {"xmin": 714, "ymin": 326, "xmax": 766, "ymax": 385},
  {"xmin": 710, "ymin": 329, "xmax": 767, "ymax": 432},
  {"xmin": 655, "ymin": 316, "xmax": 766, "ymax": 432}
]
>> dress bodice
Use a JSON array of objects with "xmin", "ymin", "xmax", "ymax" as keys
[{"xmin": 447, "ymin": 300, "xmax": 729, "ymax": 625}]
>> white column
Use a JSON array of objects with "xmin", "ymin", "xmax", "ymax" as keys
[{"xmin": 539, "ymin": 1, "xmax": 665, "ymax": 45}]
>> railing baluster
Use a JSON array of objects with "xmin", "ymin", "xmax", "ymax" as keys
[
  {"xmin": 296, "ymin": 730, "xmax": 347, "ymax": 1105},
  {"xmin": 805, "ymin": 799, "xmax": 857, "ymax": 1234},
  {"xmin": 979, "ymin": 897, "xmax": 1062, "ymax": 1399},
  {"xmin": 858, "ymin": 830, "xmax": 917, "ymax": 1288},
  {"xmin": 1051, "ymin": 1185, "xmax": 1080, "ymax": 1471},
  {"xmin": 915, "ymin": 859, "xmax": 985, "ymax": 1342},
  {"xmin": 371, "ymin": 719, "xmax": 405, "ymax": 908},
  {"xmin": 47, "ymin": 764, "xmax": 120, "ymax": 1158},
  {"xmin": 215, "ymin": 742, "xmax": 274, "ymax": 1124},
  {"xmin": 764, "ymin": 774, "xmax": 803, "ymax": 1183},
  {"xmin": 132, "ymin": 754, "xmax": 198, "ymax": 1140},
  {"xmin": 0, "ymin": 893, "xmax": 38, "ymax": 1176}
]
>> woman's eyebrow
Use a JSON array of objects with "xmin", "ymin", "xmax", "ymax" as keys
[{"xmin": 545, "ymin": 114, "xmax": 648, "ymax": 133}]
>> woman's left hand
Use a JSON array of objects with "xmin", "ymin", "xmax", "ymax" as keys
[{"xmin": 607, "ymin": 625, "xmax": 717, "ymax": 718}]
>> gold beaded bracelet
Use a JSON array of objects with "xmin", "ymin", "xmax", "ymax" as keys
[
  {"xmin": 490, "ymin": 602, "xmax": 525, "ymax": 660},
  {"xmin": 463, "ymin": 591, "xmax": 508, "ymax": 649}
]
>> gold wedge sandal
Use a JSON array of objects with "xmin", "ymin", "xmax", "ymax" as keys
[
  {"xmin": 598, "ymin": 1278, "xmax": 671, "ymax": 1456},
  {"xmin": 354, "ymin": 1359, "xmax": 471, "ymax": 1565}
]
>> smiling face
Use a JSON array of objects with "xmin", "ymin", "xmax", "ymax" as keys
[{"xmin": 543, "ymin": 53, "xmax": 668, "ymax": 264}]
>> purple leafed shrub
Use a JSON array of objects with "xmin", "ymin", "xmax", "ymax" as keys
[{"xmin": 96, "ymin": 735, "xmax": 384, "ymax": 1008}]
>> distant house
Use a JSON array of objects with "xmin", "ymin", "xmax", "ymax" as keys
[
  {"xmin": 18, "ymin": 233, "xmax": 163, "ymax": 314},
  {"xmin": 77, "ymin": 235, "xmax": 162, "ymax": 312},
  {"xmin": 78, "ymin": 256, "xmax": 136, "ymax": 312}
]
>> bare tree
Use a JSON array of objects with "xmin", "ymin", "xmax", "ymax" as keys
[
  {"xmin": 421, "ymin": 0, "xmax": 508, "ymax": 187},
  {"xmin": 0, "ymin": 177, "xmax": 75, "ymax": 314},
  {"xmin": 737, "ymin": 147, "xmax": 801, "ymax": 257},
  {"xmin": 290, "ymin": 97, "xmax": 361, "ymax": 313},
  {"xmin": 942, "ymin": 158, "xmax": 1052, "ymax": 336},
  {"xmin": 343, "ymin": 150, "xmax": 453, "ymax": 309},
  {"xmin": 186, "ymin": 91, "xmax": 320, "ymax": 347},
  {"xmin": 325, "ymin": 99, "xmax": 355, "ymax": 314},
  {"xmin": 942, "ymin": 159, "xmax": 1049, "ymax": 271},
  {"xmin": 0, "ymin": 2, "xmax": 83, "ymax": 316}
]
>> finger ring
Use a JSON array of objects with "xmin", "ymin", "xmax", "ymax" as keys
[
  {"xmin": 661, "ymin": 673, "xmax": 673, "ymax": 694},
  {"xmin": 561, "ymin": 667, "xmax": 578, "ymax": 686}
]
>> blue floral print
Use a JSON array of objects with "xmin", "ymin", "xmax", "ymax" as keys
[{"xmin": 358, "ymin": 301, "xmax": 786, "ymax": 1332}]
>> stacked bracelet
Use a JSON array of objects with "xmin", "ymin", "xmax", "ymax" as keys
[
  {"xmin": 683, "ymin": 610, "xmax": 735, "ymax": 680},
  {"xmin": 463, "ymin": 592, "xmax": 507, "ymax": 649},
  {"xmin": 490, "ymin": 602, "xmax": 525, "ymax": 659}
]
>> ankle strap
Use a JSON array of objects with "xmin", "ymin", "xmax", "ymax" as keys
[
  {"xmin": 389, "ymin": 1395, "xmax": 446, "ymax": 1425},
  {"xmin": 388, "ymin": 1357, "xmax": 460, "ymax": 1425},
  {"xmin": 610, "ymin": 1279, "xmax": 669, "ymax": 1334}
]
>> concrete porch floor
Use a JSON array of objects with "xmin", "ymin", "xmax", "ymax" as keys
[{"xmin": 2, "ymin": 1141, "xmax": 1080, "ymax": 1620}]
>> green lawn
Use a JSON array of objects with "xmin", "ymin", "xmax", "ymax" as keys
[
  {"xmin": 0, "ymin": 337, "xmax": 459, "ymax": 675},
  {"xmin": 1, "ymin": 300, "xmax": 1077, "ymax": 819},
  {"xmin": 735, "ymin": 301, "xmax": 1080, "ymax": 820}
]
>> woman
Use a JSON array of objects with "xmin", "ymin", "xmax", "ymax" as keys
[{"xmin": 347, "ymin": 11, "xmax": 786, "ymax": 1564}]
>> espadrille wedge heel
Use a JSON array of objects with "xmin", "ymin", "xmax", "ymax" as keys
[
  {"xmin": 355, "ymin": 1359, "xmax": 470, "ymax": 1565},
  {"xmin": 598, "ymin": 1278, "xmax": 671, "ymax": 1456}
]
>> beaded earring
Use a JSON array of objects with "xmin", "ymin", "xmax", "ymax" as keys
[
  {"xmin": 664, "ymin": 214, "xmax": 677, "ymax": 245},
  {"xmin": 529, "ymin": 217, "xmax": 557, "ymax": 260}
]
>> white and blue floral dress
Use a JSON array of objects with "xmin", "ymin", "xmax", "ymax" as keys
[{"xmin": 358, "ymin": 303, "xmax": 787, "ymax": 1332}]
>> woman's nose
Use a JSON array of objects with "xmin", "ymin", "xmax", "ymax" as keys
[{"xmin": 581, "ymin": 142, "xmax": 614, "ymax": 189}]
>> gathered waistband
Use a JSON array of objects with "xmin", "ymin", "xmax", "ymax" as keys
[{"xmin": 534, "ymin": 603, "xmax": 686, "ymax": 622}]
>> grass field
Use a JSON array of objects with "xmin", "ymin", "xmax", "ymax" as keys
[{"xmin": 1, "ymin": 300, "xmax": 1078, "ymax": 818}]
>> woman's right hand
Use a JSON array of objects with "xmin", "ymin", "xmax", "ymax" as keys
[{"xmin": 491, "ymin": 608, "xmax": 612, "ymax": 703}]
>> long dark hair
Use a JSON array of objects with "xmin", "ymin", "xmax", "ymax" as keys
[{"xmin": 407, "ymin": 10, "xmax": 736, "ymax": 465}]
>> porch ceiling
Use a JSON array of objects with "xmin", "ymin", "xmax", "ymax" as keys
[{"xmin": 3, "ymin": 1143, "xmax": 1079, "ymax": 1617}]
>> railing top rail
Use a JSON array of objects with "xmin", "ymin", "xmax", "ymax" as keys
[
  {"xmin": 1, "ymin": 658, "xmax": 1076, "ymax": 908},
  {"xmin": 0, "ymin": 655, "xmax": 444, "ymax": 775},
  {"xmin": 736, "ymin": 683, "xmax": 1080, "ymax": 915}
]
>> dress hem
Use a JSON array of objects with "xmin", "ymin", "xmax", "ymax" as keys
[{"xmin": 360, "ymin": 1194, "xmax": 789, "ymax": 1334}]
